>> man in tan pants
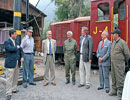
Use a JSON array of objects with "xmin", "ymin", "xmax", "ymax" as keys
[
  {"xmin": 4, "ymin": 29, "xmax": 24, "ymax": 100},
  {"xmin": 42, "ymin": 31, "xmax": 56, "ymax": 86}
]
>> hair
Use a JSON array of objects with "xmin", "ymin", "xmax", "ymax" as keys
[
  {"xmin": 9, "ymin": 29, "xmax": 16, "ymax": 37},
  {"xmin": 67, "ymin": 31, "xmax": 73, "ymax": 35},
  {"xmin": 103, "ymin": 30, "xmax": 108, "ymax": 37},
  {"xmin": 82, "ymin": 27, "xmax": 89, "ymax": 34},
  {"xmin": 46, "ymin": 30, "xmax": 52, "ymax": 35}
]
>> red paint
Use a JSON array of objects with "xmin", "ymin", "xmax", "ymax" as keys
[{"xmin": 51, "ymin": 0, "xmax": 130, "ymax": 53}]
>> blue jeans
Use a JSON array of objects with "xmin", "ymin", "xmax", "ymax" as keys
[{"xmin": 23, "ymin": 54, "xmax": 34, "ymax": 86}]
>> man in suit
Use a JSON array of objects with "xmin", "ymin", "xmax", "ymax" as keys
[
  {"xmin": 42, "ymin": 30, "xmax": 56, "ymax": 86},
  {"xmin": 4, "ymin": 29, "xmax": 24, "ymax": 100},
  {"xmin": 96, "ymin": 30, "xmax": 112, "ymax": 93},
  {"xmin": 78, "ymin": 27, "xmax": 93, "ymax": 89}
]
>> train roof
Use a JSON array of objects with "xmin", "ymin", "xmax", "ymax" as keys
[
  {"xmin": 74, "ymin": 16, "xmax": 90, "ymax": 22},
  {"xmin": 51, "ymin": 19, "xmax": 74, "ymax": 25},
  {"xmin": 51, "ymin": 16, "xmax": 90, "ymax": 25}
]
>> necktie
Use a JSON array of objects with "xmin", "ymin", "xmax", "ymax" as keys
[
  {"xmin": 49, "ymin": 40, "xmax": 52, "ymax": 55},
  {"xmin": 101, "ymin": 40, "xmax": 104, "ymax": 48}
]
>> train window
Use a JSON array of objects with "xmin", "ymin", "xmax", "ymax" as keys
[
  {"xmin": 98, "ymin": 3, "xmax": 109, "ymax": 21},
  {"xmin": 119, "ymin": 2, "xmax": 125, "ymax": 20}
]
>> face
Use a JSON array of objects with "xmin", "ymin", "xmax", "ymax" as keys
[
  {"xmin": 67, "ymin": 33, "xmax": 72, "ymax": 40},
  {"xmin": 81, "ymin": 29, "xmax": 86, "ymax": 36},
  {"xmin": 113, "ymin": 33, "xmax": 119, "ymax": 40},
  {"xmin": 101, "ymin": 31, "xmax": 107, "ymax": 40},
  {"xmin": 47, "ymin": 32, "xmax": 52, "ymax": 39},
  {"xmin": 11, "ymin": 32, "xmax": 17, "ymax": 40},
  {"xmin": 27, "ymin": 31, "xmax": 32, "ymax": 37}
]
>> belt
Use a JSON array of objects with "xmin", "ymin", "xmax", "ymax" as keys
[
  {"xmin": 47, "ymin": 54, "xmax": 53, "ymax": 55},
  {"xmin": 80, "ymin": 53, "xmax": 83, "ymax": 55},
  {"xmin": 24, "ymin": 53, "xmax": 33, "ymax": 54}
]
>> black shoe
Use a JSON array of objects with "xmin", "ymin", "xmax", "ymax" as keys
[
  {"xmin": 106, "ymin": 90, "xmax": 110, "ymax": 93},
  {"xmin": 6, "ymin": 95, "xmax": 11, "ymax": 100},
  {"xmin": 29, "ymin": 83, "xmax": 36, "ymax": 85},
  {"xmin": 65, "ymin": 80, "xmax": 70, "ymax": 84},
  {"xmin": 72, "ymin": 81, "xmax": 75, "ymax": 85},
  {"xmin": 97, "ymin": 87, "xmax": 104, "ymax": 90},
  {"xmin": 23, "ymin": 85, "xmax": 27, "ymax": 88},
  {"xmin": 86, "ymin": 85, "xmax": 90, "ymax": 89},
  {"xmin": 78, "ymin": 84, "xmax": 84, "ymax": 87},
  {"xmin": 12, "ymin": 90, "xmax": 19, "ymax": 93}
]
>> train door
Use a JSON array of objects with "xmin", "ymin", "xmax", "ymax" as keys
[{"xmin": 113, "ymin": 0, "xmax": 127, "ymax": 42}]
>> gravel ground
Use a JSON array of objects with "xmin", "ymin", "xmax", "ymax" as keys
[
  {"xmin": 0, "ymin": 57, "xmax": 118, "ymax": 100},
  {"xmin": 0, "ymin": 65, "xmax": 118, "ymax": 100}
]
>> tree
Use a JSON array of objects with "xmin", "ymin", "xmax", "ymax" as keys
[{"xmin": 55, "ymin": 0, "xmax": 90, "ymax": 21}]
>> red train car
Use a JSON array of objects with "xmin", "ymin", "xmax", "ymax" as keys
[{"xmin": 51, "ymin": 0, "xmax": 130, "ymax": 66}]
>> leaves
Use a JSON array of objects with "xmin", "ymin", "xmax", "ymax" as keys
[{"xmin": 55, "ymin": 0, "xmax": 90, "ymax": 21}]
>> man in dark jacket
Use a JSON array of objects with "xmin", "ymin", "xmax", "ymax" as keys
[
  {"xmin": 78, "ymin": 27, "xmax": 93, "ymax": 89},
  {"xmin": 4, "ymin": 29, "xmax": 24, "ymax": 100}
]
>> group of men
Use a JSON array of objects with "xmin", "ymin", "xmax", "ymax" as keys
[
  {"xmin": 61, "ymin": 27, "xmax": 130, "ymax": 100},
  {"xmin": 3, "ymin": 27, "xmax": 36, "ymax": 100},
  {"xmin": 1, "ymin": 26, "xmax": 130, "ymax": 100}
]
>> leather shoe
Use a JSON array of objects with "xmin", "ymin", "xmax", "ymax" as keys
[
  {"xmin": 72, "ymin": 81, "xmax": 75, "ymax": 85},
  {"xmin": 106, "ymin": 90, "xmax": 109, "ymax": 93},
  {"xmin": 51, "ymin": 82, "xmax": 56, "ymax": 86},
  {"xmin": 109, "ymin": 91, "xmax": 117, "ymax": 96},
  {"xmin": 65, "ymin": 80, "xmax": 70, "ymax": 84},
  {"xmin": 6, "ymin": 95, "xmax": 11, "ymax": 100},
  {"xmin": 118, "ymin": 97, "xmax": 122, "ymax": 100},
  {"xmin": 97, "ymin": 87, "xmax": 104, "ymax": 90},
  {"xmin": 44, "ymin": 82, "xmax": 48, "ymax": 86},
  {"xmin": 12, "ymin": 90, "xmax": 19, "ymax": 93},
  {"xmin": 78, "ymin": 84, "xmax": 84, "ymax": 87},
  {"xmin": 23, "ymin": 85, "xmax": 27, "ymax": 88},
  {"xmin": 29, "ymin": 83, "xmax": 36, "ymax": 85},
  {"xmin": 86, "ymin": 85, "xmax": 90, "ymax": 89}
]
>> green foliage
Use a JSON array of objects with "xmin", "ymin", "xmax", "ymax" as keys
[
  {"xmin": 55, "ymin": 0, "xmax": 90, "ymax": 21},
  {"xmin": 43, "ymin": 25, "xmax": 50, "ymax": 39}
]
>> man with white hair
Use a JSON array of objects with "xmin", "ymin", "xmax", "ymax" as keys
[
  {"xmin": 96, "ymin": 30, "xmax": 112, "ymax": 93},
  {"xmin": 63, "ymin": 31, "xmax": 77, "ymax": 85},
  {"xmin": 42, "ymin": 31, "xmax": 56, "ymax": 86}
]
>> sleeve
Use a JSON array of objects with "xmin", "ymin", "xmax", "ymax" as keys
[
  {"xmin": 123, "ymin": 42, "xmax": 130, "ymax": 61},
  {"xmin": 102, "ymin": 42, "xmax": 112, "ymax": 61},
  {"xmin": 96, "ymin": 42, "xmax": 100, "ymax": 58},
  {"xmin": 54, "ymin": 40, "xmax": 56, "ymax": 52},
  {"xmin": 88, "ymin": 36, "xmax": 93, "ymax": 60},
  {"xmin": 20, "ymin": 38, "xmax": 26, "ymax": 49},
  {"xmin": 63, "ymin": 42, "xmax": 65, "ymax": 54},
  {"xmin": 42, "ymin": 40, "xmax": 45, "ymax": 53},
  {"xmin": 75, "ymin": 40, "xmax": 77, "ymax": 56},
  {"xmin": 4, "ymin": 41, "xmax": 17, "ymax": 52}
]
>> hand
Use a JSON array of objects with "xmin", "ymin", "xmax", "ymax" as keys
[
  {"xmin": 17, "ymin": 45, "xmax": 20, "ymax": 49},
  {"xmin": 21, "ymin": 58, "xmax": 24, "ymax": 62},
  {"xmin": 89, "ymin": 59, "xmax": 92, "ymax": 63},
  {"xmin": 99, "ymin": 57, "xmax": 103, "ymax": 62}
]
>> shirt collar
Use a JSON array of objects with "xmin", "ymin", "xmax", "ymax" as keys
[
  {"xmin": 103, "ymin": 38, "xmax": 107, "ymax": 42},
  {"xmin": 116, "ymin": 37, "xmax": 120, "ymax": 42},
  {"xmin": 47, "ymin": 38, "xmax": 51, "ymax": 41},
  {"xmin": 26, "ymin": 35, "xmax": 32, "ymax": 39},
  {"xmin": 10, "ymin": 37, "xmax": 15, "ymax": 42}
]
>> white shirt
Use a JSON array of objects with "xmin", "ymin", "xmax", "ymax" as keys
[
  {"xmin": 80, "ymin": 36, "xmax": 86, "ymax": 53},
  {"xmin": 103, "ymin": 38, "xmax": 107, "ymax": 43},
  {"xmin": 10, "ymin": 37, "xmax": 15, "ymax": 46},
  {"xmin": 47, "ymin": 39, "xmax": 52, "ymax": 54}
]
